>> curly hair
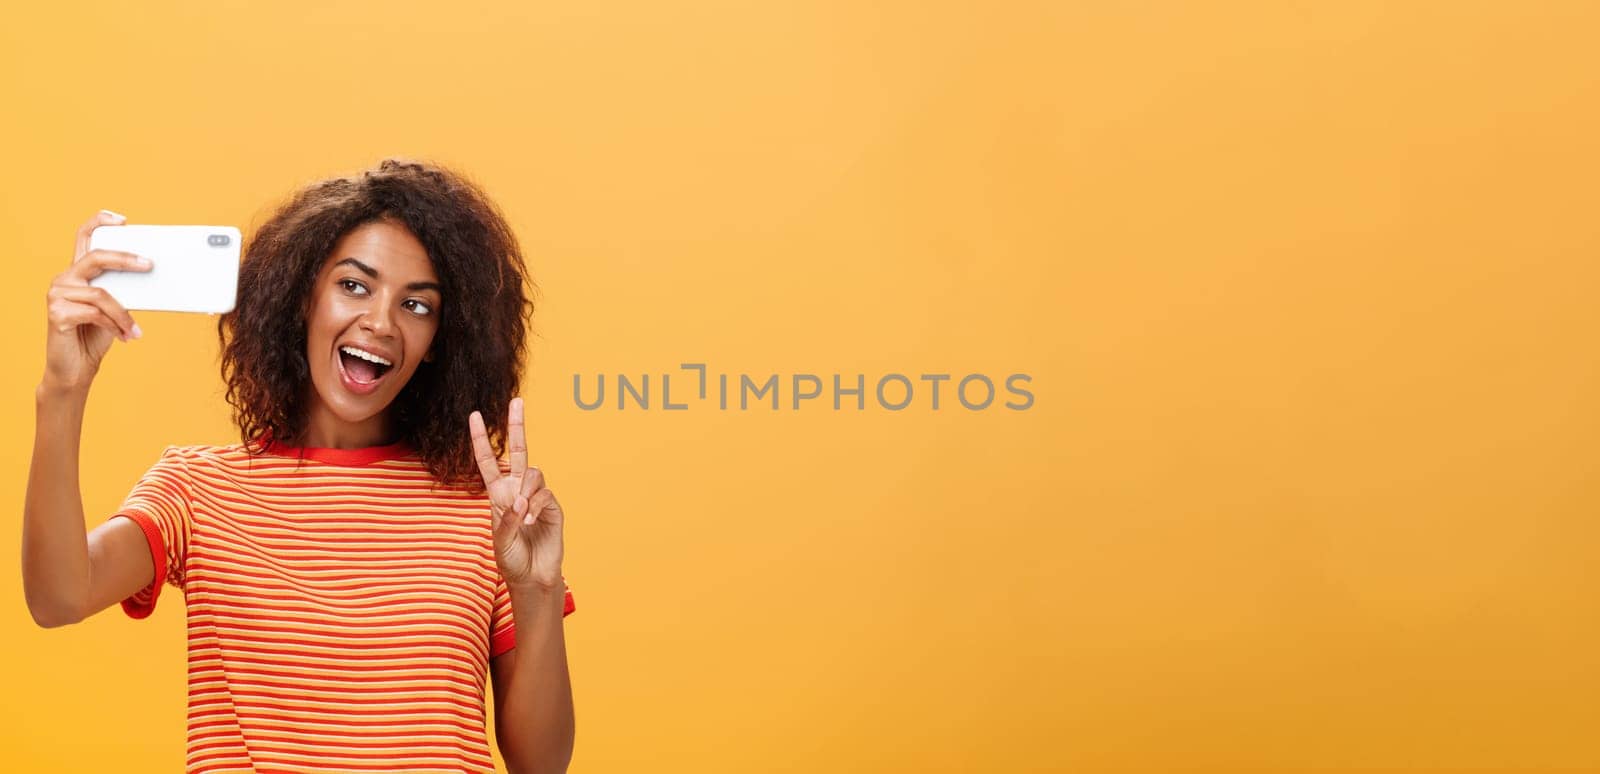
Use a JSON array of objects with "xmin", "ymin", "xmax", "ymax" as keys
[{"xmin": 218, "ymin": 158, "xmax": 532, "ymax": 492}]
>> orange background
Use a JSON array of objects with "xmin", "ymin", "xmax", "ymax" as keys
[{"xmin": 3, "ymin": 1, "xmax": 1598, "ymax": 771}]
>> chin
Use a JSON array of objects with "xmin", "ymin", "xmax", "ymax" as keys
[
  {"xmin": 307, "ymin": 369, "xmax": 402, "ymax": 425},
  {"xmin": 333, "ymin": 398, "xmax": 394, "ymax": 424}
]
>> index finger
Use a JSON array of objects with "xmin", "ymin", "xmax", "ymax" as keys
[
  {"xmin": 75, "ymin": 210, "xmax": 127, "ymax": 262},
  {"xmin": 468, "ymin": 410, "xmax": 501, "ymax": 487}
]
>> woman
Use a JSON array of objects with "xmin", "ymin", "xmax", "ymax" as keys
[{"xmin": 22, "ymin": 159, "xmax": 576, "ymax": 773}]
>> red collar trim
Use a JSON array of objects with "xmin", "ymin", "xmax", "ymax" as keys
[{"xmin": 259, "ymin": 438, "xmax": 415, "ymax": 465}]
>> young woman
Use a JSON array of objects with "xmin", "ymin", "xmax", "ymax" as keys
[{"xmin": 23, "ymin": 159, "xmax": 576, "ymax": 773}]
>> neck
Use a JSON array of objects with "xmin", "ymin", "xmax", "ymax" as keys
[{"xmin": 297, "ymin": 403, "xmax": 398, "ymax": 450}]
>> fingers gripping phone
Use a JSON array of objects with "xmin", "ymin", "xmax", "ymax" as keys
[{"xmin": 88, "ymin": 225, "xmax": 241, "ymax": 314}]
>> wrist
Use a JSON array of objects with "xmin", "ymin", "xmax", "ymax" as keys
[
  {"xmin": 36, "ymin": 378, "xmax": 90, "ymax": 404},
  {"xmin": 36, "ymin": 381, "xmax": 90, "ymax": 413},
  {"xmin": 506, "ymin": 575, "xmax": 565, "ymax": 598}
]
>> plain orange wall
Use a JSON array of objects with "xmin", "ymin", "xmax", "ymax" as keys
[{"xmin": 4, "ymin": 1, "xmax": 1598, "ymax": 771}]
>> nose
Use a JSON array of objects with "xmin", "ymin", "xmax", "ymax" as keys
[{"xmin": 358, "ymin": 298, "xmax": 397, "ymax": 338}]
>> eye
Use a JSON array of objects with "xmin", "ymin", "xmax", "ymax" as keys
[
  {"xmin": 404, "ymin": 298, "xmax": 435, "ymax": 316},
  {"xmin": 339, "ymin": 278, "xmax": 369, "ymax": 295}
]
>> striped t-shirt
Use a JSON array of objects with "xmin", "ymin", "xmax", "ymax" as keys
[{"xmin": 110, "ymin": 440, "xmax": 575, "ymax": 773}]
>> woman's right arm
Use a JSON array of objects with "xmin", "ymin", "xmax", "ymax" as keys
[{"xmin": 22, "ymin": 210, "xmax": 159, "ymax": 628}]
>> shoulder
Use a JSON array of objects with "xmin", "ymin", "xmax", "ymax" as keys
[
  {"xmin": 142, "ymin": 443, "xmax": 274, "ymax": 482},
  {"xmin": 154, "ymin": 443, "xmax": 251, "ymax": 466}
]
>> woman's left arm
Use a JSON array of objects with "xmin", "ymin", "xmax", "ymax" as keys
[
  {"xmin": 471, "ymin": 398, "xmax": 575, "ymax": 774},
  {"xmin": 491, "ymin": 584, "xmax": 574, "ymax": 774}
]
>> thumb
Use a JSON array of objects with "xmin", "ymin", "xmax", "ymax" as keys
[{"xmin": 495, "ymin": 494, "xmax": 527, "ymax": 544}]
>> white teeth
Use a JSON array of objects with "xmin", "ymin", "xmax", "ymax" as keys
[{"xmin": 340, "ymin": 345, "xmax": 392, "ymax": 367}]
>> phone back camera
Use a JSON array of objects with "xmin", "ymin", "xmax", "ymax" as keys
[{"xmin": 208, "ymin": 234, "xmax": 231, "ymax": 247}]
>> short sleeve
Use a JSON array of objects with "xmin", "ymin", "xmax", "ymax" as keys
[
  {"xmin": 108, "ymin": 446, "xmax": 194, "ymax": 619},
  {"xmin": 489, "ymin": 574, "xmax": 576, "ymax": 659}
]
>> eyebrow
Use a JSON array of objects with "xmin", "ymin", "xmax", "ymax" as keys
[{"xmin": 335, "ymin": 258, "xmax": 443, "ymax": 293}]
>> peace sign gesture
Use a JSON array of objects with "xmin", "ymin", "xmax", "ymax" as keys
[{"xmin": 470, "ymin": 397, "xmax": 564, "ymax": 591}]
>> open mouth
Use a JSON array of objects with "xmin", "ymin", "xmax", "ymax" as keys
[{"xmin": 337, "ymin": 346, "xmax": 394, "ymax": 392}]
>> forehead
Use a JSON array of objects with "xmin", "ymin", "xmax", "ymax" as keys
[{"xmin": 319, "ymin": 220, "xmax": 437, "ymax": 283}]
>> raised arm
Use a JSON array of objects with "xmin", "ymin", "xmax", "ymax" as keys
[{"xmin": 21, "ymin": 210, "xmax": 159, "ymax": 628}]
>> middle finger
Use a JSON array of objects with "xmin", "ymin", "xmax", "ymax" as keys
[
  {"xmin": 70, "ymin": 249, "xmax": 150, "ymax": 284},
  {"xmin": 508, "ymin": 396, "xmax": 527, "ymax": 482}
]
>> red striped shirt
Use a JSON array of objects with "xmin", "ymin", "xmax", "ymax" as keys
[{"xmin": 111, "ymin": 441, "xmax": 575, "ymax": 772}]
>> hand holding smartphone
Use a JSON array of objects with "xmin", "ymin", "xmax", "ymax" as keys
[
  {"xmin": 88, "ymin": 223, "xmax": 241, "ymax": 314},
  {"xmin": 41, "ymin": 211, "xmax": 241, "ymax": 395}
]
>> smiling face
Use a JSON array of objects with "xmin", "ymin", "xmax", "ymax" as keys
[{"xmin": 299, "ymin": 219, "xmax": 443, "ymax": 448}]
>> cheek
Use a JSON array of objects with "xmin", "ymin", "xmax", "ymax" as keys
[
  {"xmin": 308, "ymin": 295, "xmax": 369, "ymax": 341},
  {"xmin": 405, "ymin": 319, "xmax": 441, "ymax": 363},
  {"xmin": 304, "ymin": 295, "xmax": 343, "ymax": 338},
  {"xmin": 301, "ymin": 312, "xmax": 327, "ymax": 350}
]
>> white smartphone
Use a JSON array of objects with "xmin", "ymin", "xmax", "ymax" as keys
[{"xmin": 88, "ymin": 224, "xmax": 242, "ymax": 314}]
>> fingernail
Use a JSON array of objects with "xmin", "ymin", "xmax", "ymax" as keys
[
  {"xmin": 131, "ymin": 324, "xmax": 143, "ymax": 339},
  {"xmin": 136, "ymin": 257, "xmax": 152, "ymax": 268},
  {"xmin": 100, "ymin": 209, "xmax": 126, "ymax": 223}
]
